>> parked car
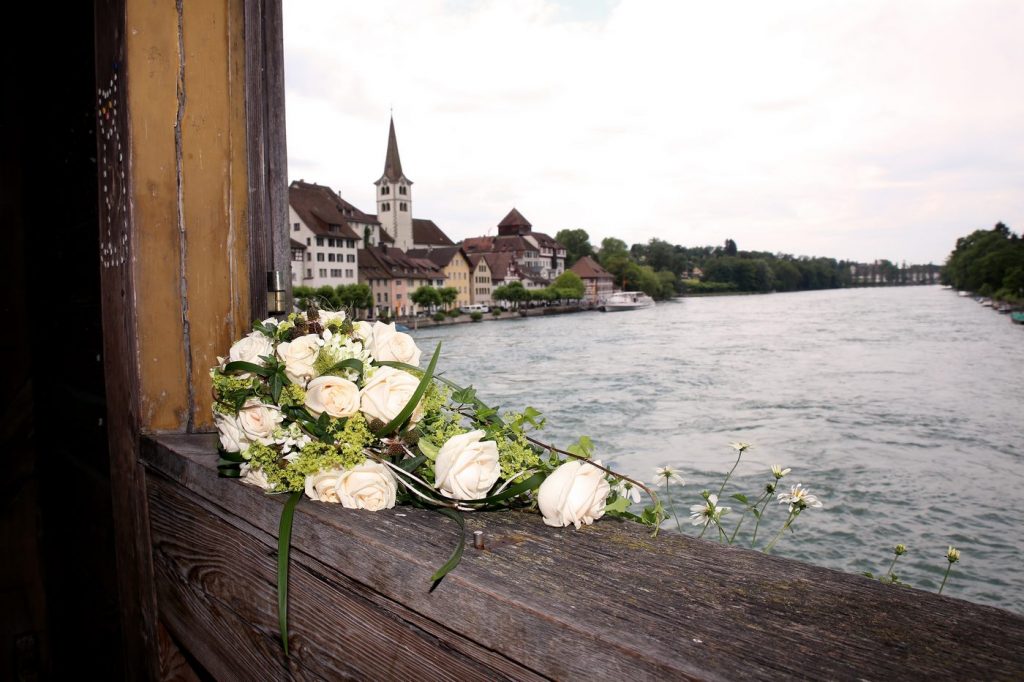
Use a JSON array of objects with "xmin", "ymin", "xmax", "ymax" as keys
[{"xmin": 459, "ymin": 304, "xmax": 490, "ymax": 314}]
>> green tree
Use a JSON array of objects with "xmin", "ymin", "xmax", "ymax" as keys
[
  {"xmin": 492, "ymin": 281, "xmax": 528, "ymax": 310},
  {"xmin": 550, "ymin": 271, "xmax": 585, "ymax": 301},
  {"xmin": 554, "ymin": 228, "xmax": 594, "ymax": 267},
  {"xmin": 438, "ymin": 286, "xmax": 459, "ymax": 311},
  {"xmin": 336, "ymin": 283, "xmax": 372, "ymax": 318},
  {"xmin": 410, "ymin": 285, "xmax": 442, "ymax": 312}
]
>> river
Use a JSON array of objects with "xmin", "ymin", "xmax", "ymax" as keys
[{"xmin": 409, "ymin": 286, "xmax": 1024, "ymax": 615}]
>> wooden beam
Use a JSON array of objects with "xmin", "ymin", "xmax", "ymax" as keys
[{"xmin": 142, "ymin": 434, "xmax": 1024, "ymax": 680}]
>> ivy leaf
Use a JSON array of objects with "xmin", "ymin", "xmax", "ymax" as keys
[
  {"xmin": 522, "ymin": 406, "xmax": 545, "ymax": 429},
  {"xmin": 566, "ymin": 435, "xmax": 594, "ymax": 459},
  {"xmin": 451, "ymin": 385, "xmax": 477, "ymax": 404},
  {"xmin": 604, "ymin": 496, "xmax": 632, "ymax": 514}
]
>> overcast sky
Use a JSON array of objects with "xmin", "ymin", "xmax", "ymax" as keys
[{"xmin": 283, "ymin": 0, "xmax": 1023, "ymax": 264}]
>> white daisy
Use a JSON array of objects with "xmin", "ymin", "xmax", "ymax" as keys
[
  {"xmin": 777, "ymin": 483, "xmax": 823, "ymax": 512},
  {"xmin": 689, "ymin": 494, "xmax": 731, "ymax": 525},
  {"xmin": 654, "ymin": 466, "xmax": 685, "ymax": 486}
]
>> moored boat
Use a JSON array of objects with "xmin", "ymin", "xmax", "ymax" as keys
[
  {"xmin": 1011, "ymin": 312, "xmax": 1024, "ymax": 325},
  {"xmin": 600, "ymin": 291, "xmax": 655, "ymax": 312}
]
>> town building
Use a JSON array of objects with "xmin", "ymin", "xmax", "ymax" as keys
[
  {"xmin": 288, "ymin": 180, "xmax": 374, "ymax": 288},
  {"xmin": 570, "ymin": 255, "xmax": 615, "ymax": 304},
  {"xmin": 462, "ymin": 208, "xmax": 567, "ymax": 285},
  {"xmin": 358, "ymin": 245, "xmax": 446, "ymax": 318},
  {"xmin": 407, "ymin": 246, "xmax": 475, "ymax": 309},
  {"xmin": 468, "ymin": 254, "xmax": 493, "ymax": 306}
]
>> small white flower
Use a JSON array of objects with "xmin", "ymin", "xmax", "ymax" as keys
[
  {"xmin": 771, "ymin": 464, "xmax": 791, "ymax": 480},
  {"xmin": 612, "ymin": 480, "xmax": 643, "ymax": 504},
  {"xmin": 777, "ymin": 483, "xmax": 823, "ymax": 512},
  {"xmin": 654, "ymin": 466, "xmax": 684, "ymax": 486},
  {"xmin": 946, "ymin": 546, "xmax": 961, "ymax": 563},
  {"xmin": 729, "ymin": 441, "xmax": 752, "ymax": 453},
  {"xmin": 689, "ymin": 494, "xmax": 730, "ymax": 525}
]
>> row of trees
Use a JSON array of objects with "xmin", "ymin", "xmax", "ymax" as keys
[
  {"xmin": 942, "ymin": 222, "xmax": 1024, "ymax": 301},
  {"xmin": 491, "ymin": 271, "xmax": 586, "ymax": 310},
  {"xmin": 555, "ymin": 229, "xmax": 856, "ymax": 297}
]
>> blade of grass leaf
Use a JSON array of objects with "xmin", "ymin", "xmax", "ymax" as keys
[
  {"xmin": 430, "ymin": 508, "xmax": 466, "ymax": 590},
  {"xmin": 376, "ymin": 343, "xmax": 441, "ymax": 437},
  {"xmin": 277, "ymin": 490, "xmax": 302, "ymax": 657}
]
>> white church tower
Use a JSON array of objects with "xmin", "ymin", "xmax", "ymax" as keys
[{"xmin": 374, "ymin": 117, "xmax": 414, "ymax": 250}]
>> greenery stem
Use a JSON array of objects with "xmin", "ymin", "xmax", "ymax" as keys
[
  {"xmin": 939, "ymin": 563, "xmax": 954, "ymax": 595},
  {"xmin": 750, "ymin": 492, "xmax": 775, "ymax": 547},
  {"xmin": 729, "ymin": 490, "xmax": 770, "ymax": 545},
  {"xmin": 885, "ymin": 555, "xmax": 900, "ymax": 580},
  {"xmin": 666, "ymin": 478, "xmax": 682, "ymax": 532},
  {"xmin": 717, "ymin": 451, "xmax": 743, "ymax": 499},
  {"xmin": 764, "ymin": 509, "xmax": 798, "ymax": 553},
  {"xmin": 698, "ymin": 518, "xmax": 711, "ymax": 539}
]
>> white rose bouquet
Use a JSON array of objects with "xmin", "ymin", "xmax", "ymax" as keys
[{"xmin": 212, "ymin": 306, "xmax": 662, "ymax": 654}]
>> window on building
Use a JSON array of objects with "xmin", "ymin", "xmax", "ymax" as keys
[
  {"xmin": 399, "ymin": 202, "xmax": 407, "ymax": 212},
  {"xmin": 376, "ymin": 292, "xmax": 381, "ymax": 303},
  {"xmin": 306, "ymin": 269, "xmax": 312, "ymax": 278},
  {"xmin": 328, "ymin": 238, "xmax": 335, "ymax": 247},
  {"xmin": 306, "ymin": 253, "xmax": 311, "ymax": 261},
  {"xmin": 316, "ymin": 237, "xmax": 324, "ymax": 246},
  {"xmin": 317, "ymin": 253, "xmax": 324, "ymax": 262},
  {"xmin": 306, "ymin": 238, "xmax": 310, "ymax": 246},
  {"xmin": 330, "ymin": 268, "xmax": 341, "ymax": 277},
  {"xmin": 319, "ymin": 268, "xmax": 326, "ymax": 277},
  {"xmin": 346, "ymin": 239, "xmax": 355, "ymax": 248},
  {"xmin": 381, "ymin": 202, "xmax": 390, "ymax": 212},
  {"xmin": 396, "ymin": 293, "xmax": 402, "ymax": 300},
  {"xmin": 399, "ymin": 185, "xmax": 406, "ymax": 195},
  {"xmin": 293, "ymin": 222, "xmax": 300, "ymax": 231},
  {"xmin": 345, "ymin": 269, "xmax": 353, "ymax": 278},
  {"xmin": 407, "ymin": 279, "xmax": 413, "ymax": 286},
  {"xmin": 346, "ymin": 254, "xmax": 355, "ymax": 263},
  {"xmin": 384, "ymin": 293, "xmax": 389, "ymax": 302},
  {"xmin": 381, "ymin": 185, "xmax": 390, "ymax": 195}
]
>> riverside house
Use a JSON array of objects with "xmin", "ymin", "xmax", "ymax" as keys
[
  {"xmin": 407, "ymin": 246, "xmax": 475, "ymax": 310},
  {"xmin": 462, "ymin": 208, "xmax": 567, "ymax": 285},
  {"xmin": 570, "ymin": 255, "xmax": 615, "ymax": 304},
  {"xmin": 359, "ymin": 244, "xmax": 446, "ymax": 318}
]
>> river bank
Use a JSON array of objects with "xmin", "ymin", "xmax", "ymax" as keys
[{"xmin": 396, "ymin": 303, "xmax": 594, "ymax": 328}]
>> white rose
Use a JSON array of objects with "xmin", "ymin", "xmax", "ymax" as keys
[
  {"xmin": 352, "ymin": 320, "xmax": 373, "ymax": 343},
  {"xmin": 359, "ymin": 366, "xmax": 424, "ymax": 426},
  {"xmin": 369, "ymin": 321, "xmax": 422, "ymax": 366},
  {"xmin": 215, "ymin": 411, "xmax": 248, "ymax": 453},
  {"xmin": 304, "ymin": 376, "xmax": 360, "ymax": 419},
  {"xmin": 538, "ymin": 460, "xmax": 611, "ymax": 529},
  {"xmin": 276, "ymin": 333, "xmax": 321, "ymax": 386},
  {"xmin": 305, "ymin": 469, "xmax": 344, "ymax": 503},
  {"xmin": 335, "ymin": 461, "xmax": 397, "ymax": 511},
  {"xmin": 237, "ymin": 398, "xmax": 284, "ymax": 445},
  {"xmin": 240, "ymin": 463, "xmax": 273, "ymax": 491},
  {"xmin": 228, "ymin": 331, "xmax": 274, "ymax": 366},
  {"xmin": 435, "ymin": 430, "xmax": 501, "ymax": 500}
]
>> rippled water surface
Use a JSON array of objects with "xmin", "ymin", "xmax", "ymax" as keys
[{"xmin": 410, "ymin": 286, "xmax": 1024, "ymax": 614}]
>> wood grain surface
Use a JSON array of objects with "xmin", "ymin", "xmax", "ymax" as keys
[{"xmin": 143, "ymin": 434, "xmax": 1024, "ymax": 680}]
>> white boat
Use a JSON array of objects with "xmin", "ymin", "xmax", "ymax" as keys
[{"xmin": 600, "ymin": 291, "xmax": 655, "ymax": 312}]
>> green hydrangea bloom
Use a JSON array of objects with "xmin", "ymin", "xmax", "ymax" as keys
[{"xmin": 211, "ymin": 371, "xmax": 261, "ymax": 415}]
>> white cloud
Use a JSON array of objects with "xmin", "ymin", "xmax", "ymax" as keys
[{"xmin": 283, "ymin": 0, "xmax": 1024, "ymax": 263}]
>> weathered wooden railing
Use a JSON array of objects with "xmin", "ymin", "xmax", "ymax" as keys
[{"xmin": 142, "ymin": 434, "xmax": 1024, "ymax": 680}]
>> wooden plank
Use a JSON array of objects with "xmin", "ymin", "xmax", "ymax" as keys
[
  {"xmin": 94, "ymin": 0, "xmax": 161, "ymax": 677},
  {"xmin": 143, "ymin": 434, "xmax": 1024, "ymax": 680},
  {"xmin": 125, "ymin": 0, "xmax": 190, "ymax": 431},
  {"xmin": 226, "ymin": 0, "xmax": 251, "ymax": 365},
  {"xmin": 180, "ymin": 0, "xmax": 249, "ymax": 430},
  {"xmin": 147, "ymin": 473, "xmax": 541, "ymax": 680}
]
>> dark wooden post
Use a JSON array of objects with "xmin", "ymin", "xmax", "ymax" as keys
[{"xmin": 94, "ymin": 0, "xmax": 278, "ymax": 675}]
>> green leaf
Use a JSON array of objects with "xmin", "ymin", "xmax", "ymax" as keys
[
  {"xmin": 217, "ymin": 464, "xmax": 242, "ymax": 478},
  {"xmin": 218, "ymin": 450, "xmax": 245, "ymax": 463},
  {"xmin": 522, "ymin": 406, "xmax": 545, "ymax": 429},
  {"xmin": 376, "ymin": 343, "xmax": 441, "ymax": 437},
  {"xmin": 751, "ymin": 508, "xmax": 761, "ymax": 520},
  {"xmin": 223, "ymin": 361, "xmax": 272, "ymax": 377},
  {"xmin": 429, "ymin": 508, "xmax": 466, "ymax": 588},
  {"xmin": 731, "ymin": 493, "xmax": 750, "ymax": 505},
  {"xmin": 451, "ymin": 385, "xmax": 477, "ymax": 404},
  {"xmin": 604, "ymin": 496, "xmax": 632, "ymax": 514},
  {"xmin": 455, "ymin": 472, "xmax": 544, "ymax": 507},
  {"xmin": 566, "ymin": 435, "xmax": 593, "ymax": 459},
  {"xmin": 398, "ymin": 454, "xmax": 428, "ymax": 472},
  {"xmin": 417, "ymin": 438, "xmax": 440, "ymax": 461},
  {"xmin": 323, "ymin": 357, "xmax": 364, "ymax": 381},
  {"xmin": 277, "ymin": 490, "xmax": 302, "ymax": 657}
]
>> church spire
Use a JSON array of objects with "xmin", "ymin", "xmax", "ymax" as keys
[{"xmin": 382, "ymin": 116, "xmax": 406, "ymax": 182}]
